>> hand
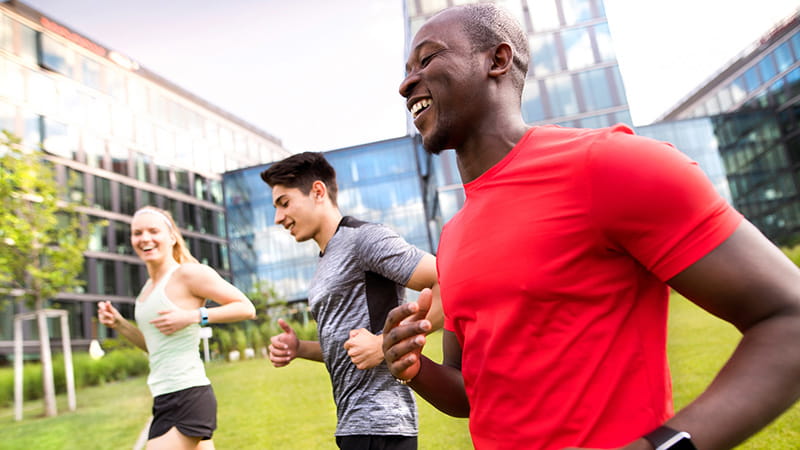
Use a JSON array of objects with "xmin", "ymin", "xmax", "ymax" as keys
[
  {"xmin": 343, "ymin": 328, "xmax": 384, "ymax": 370},
  {"xmin": 268, "ymin": 318, "xmax": 299, "ymax": 367},
  {"xmin": 97, "ymin": 301, "xmax": 121, "ymax": 329},
  {"xmin": 382, "ymin": 288, "xmax": 433, "ymax": 382},
  {"xmin": 150, "ymin": 309, "xmax": 196, "ymax": 335}
]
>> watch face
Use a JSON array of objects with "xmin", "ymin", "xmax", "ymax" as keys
[{"xmin": 669, "ymin": 436, "xmax": 697, "ymax": 450}]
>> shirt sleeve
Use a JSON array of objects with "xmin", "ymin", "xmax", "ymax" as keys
[
  {"xmin": 590, "ymin": 128, "xmax": 743, "ymax": 281},
  {"xmin": 355, "ymin": 223, "xmax": 425, "ymax": 286}
]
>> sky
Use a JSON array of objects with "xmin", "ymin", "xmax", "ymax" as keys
[{"xmin": 18, "ymin": 0, "xmax": 800, "ymax": 154}]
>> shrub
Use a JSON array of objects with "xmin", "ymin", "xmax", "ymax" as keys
[{"xmin": 0, "ymin": 348, "xmax": 149, "ymax": 407}]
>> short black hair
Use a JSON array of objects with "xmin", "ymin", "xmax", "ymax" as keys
[
  {"xmin": 449, "ymin": 4, "xmax": 530, "ymax": 96},
  {"xmin": 260, "ymin": 152, "xmax": 339, "ymax": 206}
]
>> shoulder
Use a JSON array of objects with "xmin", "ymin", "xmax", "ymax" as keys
[{"xmin": 174, "ymin": 263, "xmax": 220, "ymax": 282}]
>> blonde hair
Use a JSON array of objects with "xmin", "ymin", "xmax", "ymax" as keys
[{"xmin": 133, "ymin": 206, "xmax": 198, "ymax": 264}]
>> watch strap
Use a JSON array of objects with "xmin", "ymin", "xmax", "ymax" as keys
[
  {"xmin": 644, "ymin": 425, "xmax": 697, "ymax": 450},
  {"xmin": 199, "ymin": 306, "xmax": 209, "ymax": 326}
]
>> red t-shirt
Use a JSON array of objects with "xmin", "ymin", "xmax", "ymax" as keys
[{"xmin": 437, "ymin": 125, "xmax": 742, "ymax": 449}]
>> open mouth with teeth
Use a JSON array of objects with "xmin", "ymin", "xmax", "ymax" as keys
[{"xmin": 410, "ymin": 98, "xmax": 431, "ymax": 119}]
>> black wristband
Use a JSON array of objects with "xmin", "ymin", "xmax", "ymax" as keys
[{"xmin": 643, "ymin": 425, "xmax": 697, "ymax": 450}]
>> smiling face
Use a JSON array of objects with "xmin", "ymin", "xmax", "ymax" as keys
[
  {"xmin": 130, "ymin": 212, "xmax": 176, "ymax": 264},
  {"xmin": 272, "ymin": 184, "xmax": 322, "ymax": 243},
  {"xmin": 399, "ymin": 9, "xmax": 486, "ymax": 154}
]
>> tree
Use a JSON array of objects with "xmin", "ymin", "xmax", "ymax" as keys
[{"xmin": 0, "ymin": 131, "xmax": 89, "ymax": 417}]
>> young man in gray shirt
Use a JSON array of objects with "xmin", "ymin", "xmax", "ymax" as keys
[{"xmin": 261, "ymin": 152, "xmax": 441, "ymax": 450}]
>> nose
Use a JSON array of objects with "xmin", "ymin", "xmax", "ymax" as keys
[
  {"xmin": 274, "ymin": 209, "xmax": 285, "ymax": 225},
  {"xmin": 399, "ymin": 70, "xmax": 419, "ymax": 99}
]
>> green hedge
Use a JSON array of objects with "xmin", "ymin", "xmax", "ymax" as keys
[{"xmin": 0, "ymin": 348, "xmax": 148, "ymax": 407}]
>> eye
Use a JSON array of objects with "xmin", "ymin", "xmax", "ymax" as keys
[{"xmin": 420, "ymin": 52, "xmax": 436, "ymax": 67}]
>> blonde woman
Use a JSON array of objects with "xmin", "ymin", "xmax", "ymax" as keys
[{"xmin": 98, "ymin": 206, "xmax": 255, "ymax": 450}]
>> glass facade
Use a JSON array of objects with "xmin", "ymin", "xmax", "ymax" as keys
[
  {"xmin": 0, "ymin": 2, "xmax": 291, "ymax": 357},
  {"xmin": 224, "ymin": 137, "xmax": 432, "ymax": 303},
  {"xmin": 406, "ymin": 0, "xmax": 632, "ymax": 129}
]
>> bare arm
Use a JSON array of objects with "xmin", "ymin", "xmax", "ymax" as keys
[
  {"xmin": 382, "ymin": 289, "xmax": 470, "ymax": 417},
  {"xmin": 150, "ymin": 264, "xmax": 256, "ymax": 335},
  {"xmin": 97, "ymin": 301, "xmax": 147, "ymax": 352},
  {"xmin": 183, "ymin": 263, "xmax": 256, "ymax": 323},
  {"xmin": 649, "ymin": 220, "xmax": 800, "ymax": 450}
]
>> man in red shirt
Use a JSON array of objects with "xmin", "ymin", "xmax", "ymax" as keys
[{"xmin": 383, "ymin": 4, "xmax": 800, "ymax": 450}]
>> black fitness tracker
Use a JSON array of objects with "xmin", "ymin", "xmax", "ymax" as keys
[{"xmin": 643, "ymin": 425, "xmax": 697, "ymax": 450}]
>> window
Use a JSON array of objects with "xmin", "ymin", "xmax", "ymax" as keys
[
  {"xmin": 83, "ymin": 134, "xmax": 106, "ymax": 169},
  {"xmin": 757, "ymin": 54, "xmax": 778, "ymax": 83},
  {"xmin": 88, "ymin": 219, "xmax": 109, "ymax": 252},
  {"xmin": 95, "ymin": 259, "xmax": 116, "ymax": 295},
  {"xmin": 39, "ymin": 35, "xmax": 75, "ymax": 77},
  {"xmin": 0, "ymin": 15, "xmax": 11, "ymax": 52},
  {"xmin": 529, "ymin": 0, "xmax": 560, "ymax": 32},
  {"xmin": 594, "ymin": 23, "xmax": 615, "ymax": 62},
  {"xmin": 773, "ymin": 42, "xmax": 793, "ymax": 73},
  {"xmin": 545, "ymin": 74, "xmax": 579, "ymax": 117},
  {"xmin": 744, "ymin": 66, "xmax": 762, "ymax": 93},
  {"xmin": 183, "ymin": 203, "xmax": 197, "ymax": 231},
  {"xmin": 109, "ymin": 142, "xmax": 129, "ymax": 176},
  {"xmin": 43, "ymin": 117, "xmax": 77, "ymax": 159},
  {"xmin": 18, "ymin": 22, "xmax": 37, "ymax": 66},
  {"xmin": 578, "ymin": 68, "xmax": 614, "ymax": 111},
  {"xmin": 562, "ymin": 27, "xmax": 594, "ymax": 70},
  {"xmin": 81, "ymin": 56, "xmax": 102, "ymax": 90},
  {"xmin": 119, "ymin": 184, "xmax": 135, "ymax": 215},
  {"xmin": 94, "ymin": 176, "xmax": 112, "ymax": 210},
  {"xmin": 115, "ymin": 220, "xmax": 131, "ymax": 254},
  {"xmin": 195, "ymin": 176, "xmax": 207, "ymax": 200},
  {"xmin": 134, "ymin": 152, "xmax": 150, "ymax": 182},
  {"xmin": 562, "ymin": 0, "xmax": 593, "ymax": 25},
  {"xmin": 529, "ymin": 33, "xmax": 560, "ymax": 76},
  {"xmin": 522, "ymin": 81, "xmax": 546, "ymax": 122},
  {"xmin": 65, "ymin": 167, "xmax": 84, "ymax": 203}
]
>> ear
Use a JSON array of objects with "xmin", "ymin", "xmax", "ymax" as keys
[
  {"xmin": 310, "ymin": 180, "xmax": 327, "ymax": 201},
  {"xmin": 488, "ymin": 42, "xmax": 514, "ymax": 79}
]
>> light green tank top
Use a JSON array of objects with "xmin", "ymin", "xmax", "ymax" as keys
[{"xmin": 134, "ymin": 264, "xmax": 210, "ymax": 397}]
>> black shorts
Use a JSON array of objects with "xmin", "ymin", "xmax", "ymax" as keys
[
  {"xmin": 149, "ymin": 384, "xmax": 217, "ymax": 441},
  {"xmin": 335, "ymin": 435, "xmax": 417, "ymax": 450}
]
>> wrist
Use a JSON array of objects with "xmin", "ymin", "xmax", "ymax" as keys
[{"xmin": 198, "ymin": 307, "xmax": 209, "ymax": 326}]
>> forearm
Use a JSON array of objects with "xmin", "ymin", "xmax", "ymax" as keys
[
  {"xmin": 667, "ymin": 314, "xmax": 800, "ymax": 450},
  {"xmin": 296, "ymin": 340, "xmax": 324, "ymax": 362},
  {"xmin": 114, "ymin": 319, "xmax": 147, "ymax": 352},
  {"xmin": 206, "ymin": 300, "xmax": 256, "ymax": 324},
  {"xmin": 407, "ymin": 355, "xmax": 470, "ymax": 417}
]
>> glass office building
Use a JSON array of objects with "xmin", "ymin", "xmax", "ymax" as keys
[
  {"xmin": 404, "ymin": 0, "xmax": 632, "ymax": 129},
  {"xmin": 224, "ymin": 137, "xmax": 432, "ymax": 304},
  {"xmin": 0, "ymin": 0, "xmax": 290, "ymax": 357},
  {"xmin": 658, "ymin": 10, "xmax": 800, "ymax": 245}
]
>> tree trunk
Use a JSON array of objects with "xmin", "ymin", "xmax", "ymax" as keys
[{"xmin": 36, "ymin": 299, "xmax": 57, "ymax": 417}]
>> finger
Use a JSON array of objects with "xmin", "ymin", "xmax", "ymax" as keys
[
  {"xmin": 383, "ymin": 303, "xmax": 419, "ymax": 336},
  {"xmin": 349, "ymin": 328, "xmax": 361, "ymax": 338},
  {"xmin": 157, "ymin": 310, "xmax": 173, "ymax": 316},
  {"xmin": 277, "ymin": 318, "xmax": 293, "ymax": 334},
  {"xmin": 384, "ymin": 333, "xmax": 427, "ymax": 364}
]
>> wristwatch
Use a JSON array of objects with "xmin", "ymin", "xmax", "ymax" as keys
[
  {"xmin": 198, "ymin": 307, "xmax": 209, "ymax": 326},
  {"xmin": 643, "ymin": 425, "xmax": 696, "ymax": 450}
]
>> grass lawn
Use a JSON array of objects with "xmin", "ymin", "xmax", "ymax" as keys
[{"xmin": 2, "ymin": 296, "xmax": 799, "ymax": 449}]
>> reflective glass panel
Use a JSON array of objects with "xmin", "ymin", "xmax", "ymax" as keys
[
  {"xmin": 562, "ymin": 27, "xmax": 594, "ymax": 70},
  {"xmin": 529, "ymin": 0, "xmax": 560, "ymax": 32},
  {"xmin": 529, "ymin": 33, "xmax": 560, "ymax": 76},
  {"xmin": 562, "ymin": 0, "xmax": 593, "ymax": 25},
  {"xmin": 545, "ymin": 74, "xmax": 579, "ymax": 117}
]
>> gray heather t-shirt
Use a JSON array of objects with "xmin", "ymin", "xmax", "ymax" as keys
[{"xmin": 308, "ymin": 216, "xmax": 424, "ymax": 437}]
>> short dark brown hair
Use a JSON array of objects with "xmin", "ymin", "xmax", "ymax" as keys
[{"xmin": 260, "ymin": 152, "xmax": 339, "ymax": 206}]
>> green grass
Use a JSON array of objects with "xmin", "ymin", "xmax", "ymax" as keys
[
  {"xmin": 668, "ymin": 294, "xmax": 800, "ymax": 449},
  {"xmin": 2, "ymin": 299, "xmax": 799, "ymax": 449}
]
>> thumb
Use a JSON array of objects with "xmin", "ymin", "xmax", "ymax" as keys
[
  {"xmin": 417, "ymin": 288, "xmax": 433, "ymax": 316},
  {"xmin": 349, "ymin": 328, "xmax": 363, "ymax": 338},
  {"xmin": 277, "ymin": 318, "xmax": 294, "ymax": 334}
]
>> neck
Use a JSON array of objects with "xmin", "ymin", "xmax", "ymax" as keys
[
  {"xmin": 455, "ymin": 116, "xmax": 530, "ymax": 184},
  {"xmin": 314, "ymin": 208, "xmax": 343, "ymax": 253},
  {"xmin": 146, "ymin": 259, "xmax": 179, "ymax": 283}
]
